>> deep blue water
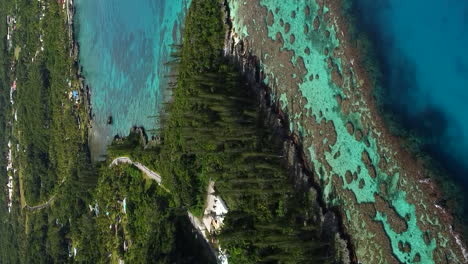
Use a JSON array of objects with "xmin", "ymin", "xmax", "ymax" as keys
[
  {"xmin": 353, "ymin": 0, "xmax": 468, "ymax": 181},
  {"xmin": 75, "ymin": 0, "xmax": 189, "ymax": 159}
]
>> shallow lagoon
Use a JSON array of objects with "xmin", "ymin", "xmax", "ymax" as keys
[{"xmin": 75, "ymin": 0, "xmax": 189, "ymax": 159}]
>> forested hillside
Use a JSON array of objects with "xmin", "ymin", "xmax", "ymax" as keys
[
  {"xmin": 1, "ymin": 0, "xmax": 332, "ymax": 263},
  {"xmin": 0, "ymin": 0, "xmax": 98, "ymax": 262},
  {"xmin": 0, "ymin": 0, "xmax": 220, "ymax": 262},
  {"xmin": 111, "ymin": 0, "xmax": 332, "ymax": 262},
  {"xmin": 0, "ymin": 0, "xmax": 19, "ymax": 262}
]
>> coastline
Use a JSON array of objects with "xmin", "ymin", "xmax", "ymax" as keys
[
  {"xmin": 342, "ymin": 0, "xmax": 468, "ymax": 237},
  {"xmin": 73, "ymin": 0, "xmax": 192, "ymax": 161},
  {"xmin": 225, "ymin": 0, "xmax": 468, "ymax": 263},
  {"xmin": 325, "ymin": 0, "xmax": 468, "ymax": 259},
  {"xmin": 69, "ymin": 0, "xmax": 110, "ymax": 161},
  {"xmin": 67, "ymin": 0, "xmax": 94, "ymax": 148},
  {"xmin": 68, "ymin": 0, "xmax": 468, "ymax": 262},
  {"xmin": 1, "ymin": 0, "xmax": 100, "ymax": 260},
  {"xmin": 221, "ymin": 1, "xmax": 352, "ymax": 262}
]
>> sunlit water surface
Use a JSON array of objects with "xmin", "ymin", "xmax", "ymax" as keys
[{"xmin": 75, "ymin": 0, "xmax": 189, "ymax": 159}]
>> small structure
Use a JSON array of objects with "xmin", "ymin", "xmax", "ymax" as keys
[
  {"xmin": 6, "ymin": 141, "xmax": 13, "ymax": 171},
  {"xmin": 120, "ymin": 198, "xmax": 127, "ymax": 214},
  {"xmin": 69, "ymin": 90, "xmax": 80, "ymax": 104},
  {"xmin": 7, "ymin": 15, "xmax": 15, "ymax": 25},
  {"xmin": 6, "ymin": 15, "xmax": 16, "ymax": 49},
  {"xmin": 88, "ymin": 202, "xmax": 100, "ymax": 216},
  {"xmin": 218, "ymin": 250, "xmax": 229, "ymax": 264},
  {"xmin": 7, "ymin": 175, "xmax": 13, "ymax": 213},
  {"xmin": 10, "ymin": 80, "xmax": 16, "ymax": 104},
  {"xmin": 202, "ymin": 182, "xmax": 229, "ymax": 234},
  {"xmin": 68, "ymin": 242, "xmax": 77, "ymax": 258}
]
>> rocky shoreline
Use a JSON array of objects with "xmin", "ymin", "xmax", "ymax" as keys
[
  {"xmin": 67, "ymin": 0, "xmax": 94, "ymax": 135},
  {"xmin": 68, "ymin": 0, "xmax": 110, "ymax": 162},
  {"xmin": 68, "ymin": 0, "xmax": 468, "ymax": 262},
  {"xmin": 221, "ymin": 1, "xmax": 353, "ymax": 262},
  {"xmin": 223, "ymin": 0, "xmax": 468, "ymax": 263}
]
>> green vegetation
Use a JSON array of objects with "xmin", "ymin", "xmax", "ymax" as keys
[
  {"xmin": 1, "ymin": 0, "xmax": 331, "ymax": 263},
  {"xmin": 0, "ymin": 1, "xmax": 19, "ymax": 263},
  {"xmin": 91, "ymin": 164, "xmax": 215, "ymax": 263},
  {"xmin": 0, "ymin": 0, "xmax": 99, "ymax": 262},
  {"xmin": 0, "ymin": 1, "xmax": 217, "ymax": 263},
  {"xmin": 109, "ymin": 0, "xmax": 332, "ymax": 262},
  {"xmin": 14, "ymin": 0, "xmax": 87, "ymax": 205}
]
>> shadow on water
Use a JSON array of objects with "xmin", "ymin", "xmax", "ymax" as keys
[
  {"xmin": 348, "ymin": 0, "xmax": 468, "ymax": 220},
  {"xmin": 89, "ymin": 119, "xmax": 111, "ymax": 162}
]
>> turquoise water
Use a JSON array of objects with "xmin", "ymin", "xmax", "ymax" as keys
[
  {"xmin": 254, "ymin": 1, "xmax": 436, "ymax": 261},
  {"xmin": 75, "ymin": 0, "xmax": 189, "ymax": 158},
  {"xmin": 227, "ymin": 0, "xmax": 468, "ymax": 262},
  {"xmin": 353, "ymin": 0, "xmax": 468, "ymax": 180}
]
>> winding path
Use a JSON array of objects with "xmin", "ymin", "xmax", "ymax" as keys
[
  {"xmin": 25, "ymin": 157, "xmax": 161, "ymax": 212},
  {"xmin": 110, "ymin": 157, "xmax": 162, "ymax": 184},
  {"xmin": 26, "ymin": 195, "xmax": 56, "ymax": 211}
]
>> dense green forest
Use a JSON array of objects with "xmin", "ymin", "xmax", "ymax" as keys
[
  {"xmin": 0, "ymin": 0, "xmax": 219, "ymax": 263},
  {"xmin": 0, "ymin": 0, "xmax": 98, "ymax": 262},
  {"xmin": 161, "ymin": 0, "xmax": 330, "ymax": 261},
  {"xmin": 0, "ymin": 0, "xmax": 19, "ymax": 262},
  {"xmin": 1, "ymin": 0, "xmax": 332, "ymax": 263},
  {"xmin": 91, "ymin": 164, "xmax": 216, "ymax": 263},
  {"xmin": 13, "ymin": 0, "xmax": 87, "ymax": 205},
  {"xmin": 109, "ymin": 0, "xmax": 332, "ymax": 262}
]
